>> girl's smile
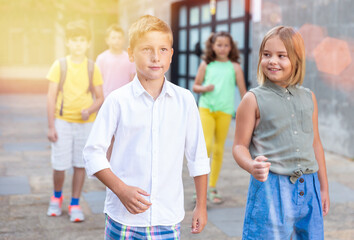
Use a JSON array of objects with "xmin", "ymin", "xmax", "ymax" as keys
[{"xmin": 261, "ymin": 36, "xmax": 292, "ymax": 87}]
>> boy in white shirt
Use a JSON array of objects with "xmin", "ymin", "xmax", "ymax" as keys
[{"xmin": 83, "ymin": 15, "xmax": 210, "ymax": 239}]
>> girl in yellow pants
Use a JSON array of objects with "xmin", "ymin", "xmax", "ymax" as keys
[
  {"xmin": 199, "ymin": 108, "xmax": 232, "ymax": 203},
  {"xmin": 193, "ymin": 32, "xmax": 247, "ymax": 203}
]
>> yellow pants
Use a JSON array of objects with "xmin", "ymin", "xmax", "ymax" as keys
[{"xmin": 199, "ymin": 107, "xmax": 232, "ymax": 188}]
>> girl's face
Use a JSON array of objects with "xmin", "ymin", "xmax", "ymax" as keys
[
  {"xmin": 212, "ymin": 36, "xmax": 231, "ymax": 61},
  {"xmin": 261, "ymin": 36, "xmax": 292, "ymax": 87}
]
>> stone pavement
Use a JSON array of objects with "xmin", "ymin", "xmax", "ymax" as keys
[{"xmin": 0, "ymin": 94, "xmax": 353, "ymax": 240}]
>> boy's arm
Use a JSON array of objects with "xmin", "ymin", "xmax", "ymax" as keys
[
  {"xmin": 81, "ymin": 85, "xmax": 104, "ymax": 120},
  {"xmin": 232, "ymin": 92, "xmax": 271, "ymax": 182},
  {"xmin": 47, "ymin": 81, "xmax": 59, "ymax": 142},
  {"xmin": 94, "ymin": 168, "xmax": 151, "ymax": 214},
  {"xmin": 83, "ymin": 95, "xmax": 151, "ymax": 214},
  {"xmin": 311, "ymin": 92, "xmax": 330, "ymax": 216},
  {"xmin": 184, "ymin": 92, "xmax": 210, "ymax": 233},
  {"xmin": 191, "ymin": 174, "xmax": 208, "ymax": 234},
  {"xmin": 192, "ymin": 61, "xmax": 214, "ymax": 93}
]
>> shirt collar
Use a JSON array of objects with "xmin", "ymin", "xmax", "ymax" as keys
[
  {"xmin": 264, "ymin": 79, "xmax": 296, "ymax": 97},
  {"xmin": 132, "ymin": 75, "xmax": 174, "ymax": 98}
]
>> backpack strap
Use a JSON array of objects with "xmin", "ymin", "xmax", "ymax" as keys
[
  {"xmin": 59, "ymin": 57, "xmax": 67, "ymax": 116},
  {"xmin": 87, "ymin": 59, "xmax": 94, "ymax": 95},
  {"xmin": 58, "ymin": 58, "xmax": 94, "ymax": 116}
]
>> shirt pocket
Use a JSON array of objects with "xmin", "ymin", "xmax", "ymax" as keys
[{"xmin": 301, "ymin": 109, "xmax": 313, "ymax": 133}]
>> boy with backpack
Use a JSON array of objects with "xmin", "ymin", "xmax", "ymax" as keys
[{"xmin": 46, "ymin": 19, "xmax": 104, "ymax": 222}]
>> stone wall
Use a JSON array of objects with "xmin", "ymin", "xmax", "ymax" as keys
[
  {"xmin": 250, "ymin": 0, "xmax": 354, "ymax": 157},
  {"xmin": 118, "ymin": 0, "xmax": 174, "ymax": 36}
]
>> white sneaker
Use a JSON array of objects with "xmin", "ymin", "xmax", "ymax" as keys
[
  {"xmin": 68, "ymin": 205, "xmax": 85, "ymax": 222},
  {"xmin": 47, "ymin": 196, "xmax": 63, "ymax": 216}
]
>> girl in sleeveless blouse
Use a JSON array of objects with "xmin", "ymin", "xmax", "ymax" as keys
[{"xmin": 233, "ymin": 26, "xmax": 329, "ymax": 239}]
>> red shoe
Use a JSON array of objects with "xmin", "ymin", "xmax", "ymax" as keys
[
  {"xmin": 68, "ymin": 205, "xmax": 85, "ymax": 222},
  {"xmin": 47, "ymin": 196, "xmax": 63, "ymax": 216}
]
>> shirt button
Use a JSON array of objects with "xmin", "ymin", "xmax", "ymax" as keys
[
  {"xmin": 291, "ymin": 114, "xmax": 295, "ymax": 117},
  {"xmin": 287, "ymin": 97, "xmax": 290, "ymax": 100},
  {"xmin": 299, "ymin": 191, "xmax": 304, "ymax": 196},
  {"xmin": 296, "ymin": 149, "xmax": 300, "ymax": 152},
  {"xmin": 294, "ymin": 131, "xmax": 298, "ymax": 135},
  {"xmin": 299, "ymin": 178, "xmax": 304, "ymax": 183}
]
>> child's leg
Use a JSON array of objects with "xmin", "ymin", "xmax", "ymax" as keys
[
  {"xmin": 48, "ymin": 119, "xmax": 73, "ymax": 217},
  {"xmin": 199, "ymin": 108, "xmax": 215, "ymax": 157},
  {"xmin": 208, "ymin": 111, "xmax": 232, "ymax": 188},
  {"xmin": 105, "ymin": 214, "xmax": 181, "ymax": 240},
  {"xmin": 71, "ymin": 167, "xmax": 85, "ymax": 199},
  {"xmin": 51, "ymin": 119, "xmax": 74, "ymax": 191},
  {"xmin": 53, "ymin": 170, "xmax": 65, "ymax": 192},
  {"xmin": 243, "ymin": 172, "xmax": 294, "ymax": 239},
  {"xmin": 71, "ymin": 122, "xmax": 93, "ymax": 199},
  {"xmin": 292, "ymin": 173, "xmax": 324, "ymax": 240}
]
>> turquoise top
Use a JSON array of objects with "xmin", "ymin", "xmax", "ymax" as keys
[
  {"xmin": 198, "ymin": 61, "xmax": 238, "ymax": 115},
  {"xmin": 249, "ymin": 80, "xmax": 318, "ymax": 183}
]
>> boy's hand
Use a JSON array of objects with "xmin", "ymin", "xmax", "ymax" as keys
[
  {"xmin": 205, "ymin": 84, "xmax": 214, "ymax": 92},
  {"xmin": 117, "ymin": 184, "xmax": 152, "ymax": 215},
  {"xmin": 81, "ymin": 109, "xmax": 90, "ymax": 120},
  {"xmin": 191, "ymin": 205, "xmax": 207, "ymax": 234},
  {"xmin": 47, "ymin": 127, "xmax": 58, "ymax": 142},
  {"xmin": 251, "ymin": 156, "xmax": 271, "ymax": 182}
]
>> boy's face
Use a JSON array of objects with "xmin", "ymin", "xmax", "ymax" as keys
[
  {"xmin": 128, "ymin": 31, "xmax": 173, "ymax": 82},
  {"xmin": 106, "ymin": 30, "xmax": 124, "ymax": 52},
  {"xmin": 66, "ymin": 36, "xmax": 90, "ymax": 57}
]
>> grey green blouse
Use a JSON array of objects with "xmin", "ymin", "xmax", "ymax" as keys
[{"xmin": 249, "ymin": 80, "xmax": 318, "ymax": 183}]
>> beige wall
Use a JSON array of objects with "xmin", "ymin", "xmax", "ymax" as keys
[{"xmin": 118, "ymin": 0, "xmax": 179, "ymax": 35}]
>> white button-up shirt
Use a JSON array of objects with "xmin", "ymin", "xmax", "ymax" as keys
[{"xmin": 83, "ymin": 76, "xmax": 210, "ymax": 227}]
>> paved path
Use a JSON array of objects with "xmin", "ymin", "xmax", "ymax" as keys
[{"xmin": 0, "ymin": 94, "xmax": 353, "ymax": 239}]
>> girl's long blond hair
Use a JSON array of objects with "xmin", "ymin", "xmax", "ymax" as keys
[{"xmin": 257, "ymin": 26, "xmax": 306, "ymax": 86}]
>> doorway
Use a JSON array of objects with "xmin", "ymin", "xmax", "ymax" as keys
[{"xmin": 171, "ymin": 0, "xmax": 251, "ymax": 97}]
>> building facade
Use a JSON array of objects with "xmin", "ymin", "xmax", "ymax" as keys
[
  {"xmin": 118, "ymin": 0, "xmax": 353, "ymax": 158},
  {"xmin": 0, "ymin": 0, "xmax": 119, "ymax": 93},
  {"xmin": 1, "ymin": 0, "xmax": 353, "ymax": 157},
  {"xmin": 250, "ymin": 0, "xmax": 354, "ymax": 158}
]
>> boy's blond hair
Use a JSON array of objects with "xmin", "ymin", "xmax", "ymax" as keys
[
  {"xmin": 106, "ymin": 24, "xmax": 124, "ymax": 37},
  {"xmin": 257, "ymin": 26, "xmax": 306, "ymax": 86},
  {"xmin": 65, "ymin": 20, "xmax": 91, "ymax": 41},
  {"xmin": 128, "ymin": 15, "xmax": 173, "ymax": 50}
]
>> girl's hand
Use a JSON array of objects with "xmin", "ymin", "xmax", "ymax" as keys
[
  {"xmin": 321, "ymin": 189, "xmax": 330, "ymax": 216},
  {"xmin": 81, "ymin": 109, "xmax": 90, "ymax": 120},
  {"xmin": 204, "ymin": 84, "xmax": 214, "ymax": 92},
  {"xmin": 116, "ymin": 184, "xmax": 152, "ymax": 215},
  {"xmin": 251, "ymin": 156, "xmax": 271, "ymax": 182},
  {"xmin": 47, "ymin": 127, "xmax": 58, "ymax": 142}
]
